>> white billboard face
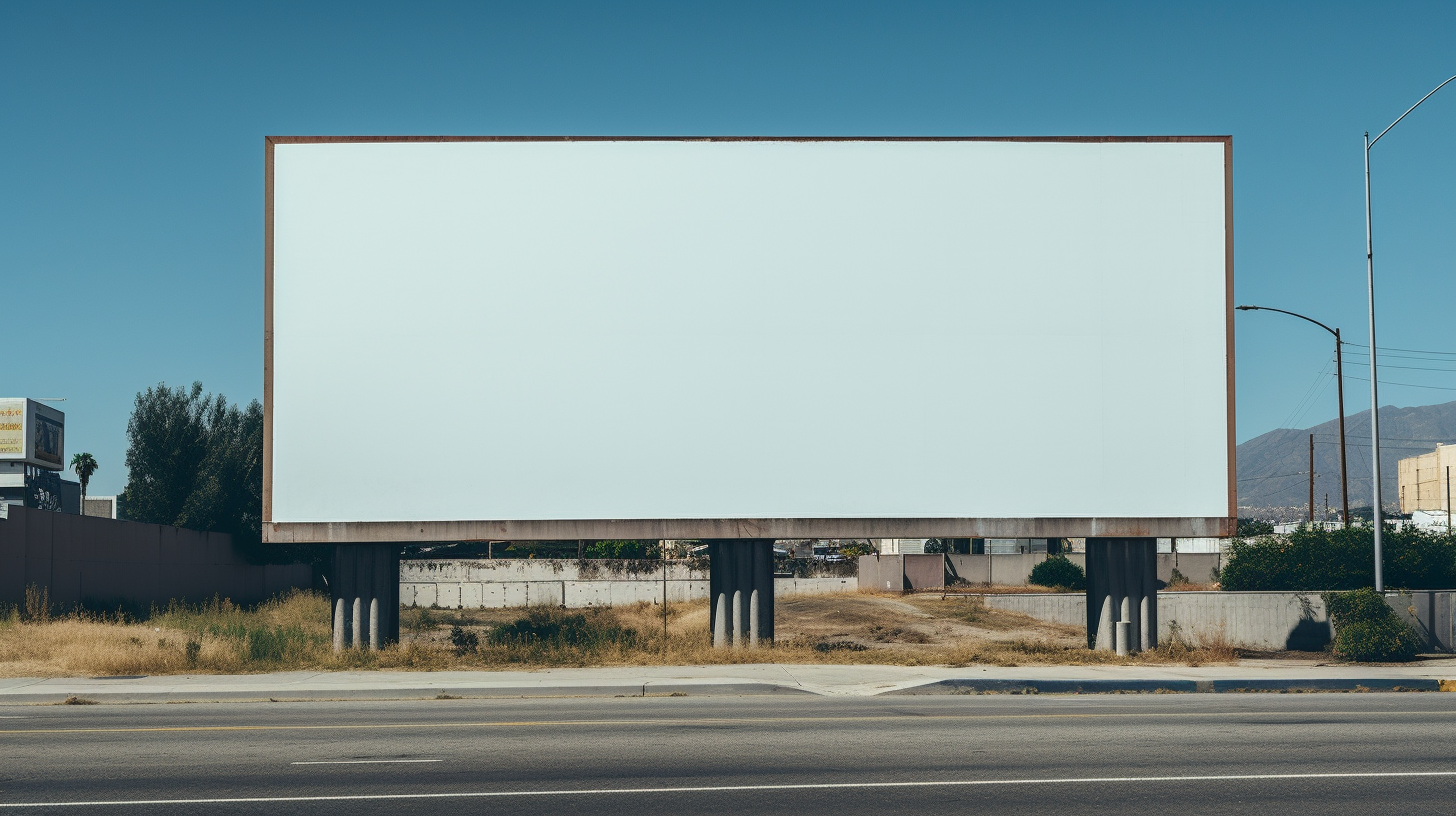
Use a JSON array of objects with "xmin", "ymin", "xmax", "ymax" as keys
[{"xmin": 266, "ymin": 137, "xmax": 1232, "ymax": 541}]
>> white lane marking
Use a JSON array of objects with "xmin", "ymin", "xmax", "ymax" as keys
[
  {"xmin": 0, "ymin": 770, "xmax": 1453, "ymax": 808},
  {"xmin": 290, "ymin": 760, "xmax": 442, "ymax": 766}
]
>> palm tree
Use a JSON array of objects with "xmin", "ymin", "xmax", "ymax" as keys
[{"xmin": 70, "ymin": 452, "xmax": 98, "ymax": 512}]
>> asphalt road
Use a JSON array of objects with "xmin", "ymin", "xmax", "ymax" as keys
[{"xmin": 2, "ymin": 692, "xmax": 1455, "ymax": 814}]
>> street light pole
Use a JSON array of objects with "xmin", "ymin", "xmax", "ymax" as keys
[
  {"xmin": 1235, "ymin": 305, "xmax": 1349, "ymax": 527},
  {"xmin": 1363, "ymin": 75, "xmax": 1456, "ymax": 593}
]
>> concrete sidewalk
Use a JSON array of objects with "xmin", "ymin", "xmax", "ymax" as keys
[{"xmin": 2, "ymin": 659, "xmax": 1455, "ymax": 704}]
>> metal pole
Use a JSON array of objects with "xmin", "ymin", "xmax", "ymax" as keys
[
  {"xmin": 1235, "ymin": 305, "xmax": 1350, "ymax": 527},
  {"xmin": 1447, "ymin": 465, "xmax": 1452, "ymax": 533},
  {"xmin": 1365, "ymin": 131, "xmax": 1384, "ymax": 592},
  {"xmin": 1308, "ymin": 433, "xmax": 1315, "ymax": 523},
  {"xmin": 1360, "ymin": 75, "xmax": 1456, "ymax": 588},
  {"xmin": 1335, "ymin": 328, "xmax": 1350, "ymax": 527}
]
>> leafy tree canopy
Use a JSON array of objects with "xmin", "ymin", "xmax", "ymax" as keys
[{"xmin": 123, "ymin": 382, "xmax": 265, "ymax": 553}]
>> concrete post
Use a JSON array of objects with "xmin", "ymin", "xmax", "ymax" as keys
[
  {"xmin": 732, "ymin": 589, "xmax": 743, "ymax": 648},
  {"xmin": 333, "ymin": 544, "xmax": 355, "ymax": 652},
  {"xmin": 351, "ymin": 597, "xmax": 363, "ymax": 650},
  {"xmin": 369, "ymin": 597, "xmax": 380, "ymax": 652},
  {"xmin": 333, "ymin": 597, "xmax": 346, "ymax": 653},
  {"xmin": 749, "ymin": 589, "xmax": 760, "ymax": 648},
  {"xmin": 1115, "ymin": 621, "xmax": 1131, "ymax": 657},
  {"xmin": 1096, "ymin": 594, "xmax": 1114, "ymax": 651},
  {"xmin": 713, "ymin": 593, "xmax": 728, "ymax": 648}
]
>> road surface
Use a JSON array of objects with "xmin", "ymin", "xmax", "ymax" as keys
[{"xmin": 2, "ymin": 692, "xmax": 1454, "ymax": 813}]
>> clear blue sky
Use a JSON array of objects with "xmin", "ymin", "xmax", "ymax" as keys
[{"xmin": 5, "ymin": 1, "xmax": 1454, "ymax": 497}]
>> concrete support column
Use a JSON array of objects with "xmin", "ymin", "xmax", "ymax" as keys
[
  {"xmin": 332, "ymin": 597, "xmax": 346, "ymax": 653},
  {"xmin": 713, "ymin": 593, "xmax": 728, "ymax": 648},
  {"xmin": 749, "ymin": 589, "xmax": 760, "ymax": 648},
  {"xmin": 732, "ymin": 590, "xmax": 743, "ymax": 648},
  {"xmin": 708, "ymin": 539, "xmax": 775, "ymax": 648},
  {"xmin": 331, "ymin": 544, "xmax": 401, "ymax": 652},
  {"xmin": 1085, "ymin": 537, "xmax": 1157, "ymax": 653}
]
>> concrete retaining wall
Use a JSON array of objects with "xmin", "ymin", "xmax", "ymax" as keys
[
  {"xmin": 865, "ymin": 552, "xmax": 1225, "ymax": 590},
  {"xmin": 971, "ymin": 590, "xmax": 1454, "ymax": 652},
  {"xmin": 0, "ymin": 505, "xmax": 312, "ymax": 608},
  {"xmin": 399, "ymin": 559, "xmax": 856, "ymax": 609}
]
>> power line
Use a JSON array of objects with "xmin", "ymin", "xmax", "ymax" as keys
[
  {"xmin": 1342, "ymin": 351, "xmax": 1456, "ymax": 365},
  {"xmin": 1313, "ymin": 434, "xmax": 1456, "ymax": 442},
  {"xmin": 1341, "ymin": 341, "xmax": 1456, "ymax": 358},
  {"xmin": 1342, "ymin": 373, "xmax": 1456, "ymax": 392},
  {"xmin": 1236, "ymin": 471, "xmax": 1307, "ymax": 482},
  {"xmin": 1278, "ymin": 360, "xmax": 1335, "ymax": 431},
  {"xmin": 1340, "ymin": 361, "xmax": 1456, "ymax": 373}
]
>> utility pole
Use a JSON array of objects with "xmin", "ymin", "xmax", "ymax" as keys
[
  {"xmin": 1448, "ymin": 465, "xmax": 1452, "ymax": 533},
  {"xmin": 1362, "ymin": 75, "xmax": 1456, "ymax": 591},
  {"xmin": 1308, "ymin": 433, "xmax": 1315, "ymax": 523},
  {"xmin": 1335, "ymin": 329, "xmax": 1349, "ymax": 526},
  {"xmin": 1236, "ymin": 308, "xmax": 1349, "ymax": 527}
]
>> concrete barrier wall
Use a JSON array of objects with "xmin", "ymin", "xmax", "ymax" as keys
[
  {"xmin": 0, "ymin": 505, "xmax": 312, "ymax": 608},
  {"xmin": 976, "ymin": 592, "xmax": 1332, "ymax": 649},
  {"xmin": 858, "ymin": 555, "xmax": 904, "ymax": 592},
  {"xmin": 400, "ymin": 559, "xmax": 857, "ymax": 609},
  {"xmin": 867, "ymin": 552, "xmax": 1226, "ymax": 589},
  {"xmin": 973, "ymin": 590, "xmax": 1454, "ymax": 652}
]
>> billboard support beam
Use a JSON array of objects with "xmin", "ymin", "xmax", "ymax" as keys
[
  {"xmin": 708, "ymin": 539, "xmax": 774, "ymax": 647},
  {"xmin": 331, "ymin": 544, "xmax": 399, "ymax": 651},
  {"xmin": 1085, "ymin": 538, "xmax": 1157, "ymax": 652}
]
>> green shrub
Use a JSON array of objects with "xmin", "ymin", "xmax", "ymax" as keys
[
  {"xmin": 1323, "ymin": 588, "xmax": 1423, "ymax": 662},
  {"xmin": 1220, "ymin": 525, "xmax": 1456, "ymax": 591},
  {"xmin": 244, "ymin": 625, "xmax": 312, "ymax": 662},
  {"xmin": 487, "ymin": 607, "xmax": 637, "ymax": 650},
  {"xmin": 1028, "ymin": 555, "xmax": 1086, "ymax": 591},
  {"xmin": 449, "ymin": 626, "xmax": 479, "ymax": 655}
]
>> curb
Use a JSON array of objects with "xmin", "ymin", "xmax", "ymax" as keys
[
  {"xmin": 0, "ymin": 682, "xmax": 808, "ymax": 705},
  {"xmin": 889, "ymin": 678, "xmax": 1450, "ymax": 695}
]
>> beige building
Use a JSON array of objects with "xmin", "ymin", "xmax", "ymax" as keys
[{"xmin": 1398, "ymin": 444, "xmax": 1456, "ymax": 513}]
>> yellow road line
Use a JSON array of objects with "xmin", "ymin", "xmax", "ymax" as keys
[{"xmin": 3, "ymin": 709, "xmax": 1453, "ymax": 736}]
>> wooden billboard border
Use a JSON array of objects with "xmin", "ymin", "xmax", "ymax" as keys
[{"xmin": 262, "ymin": 135, "xmax": 1236, "ymax": 543}]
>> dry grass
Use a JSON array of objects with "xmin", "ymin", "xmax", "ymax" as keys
[{"xmin": 0, "ymin": 590, "xmax": 1240, "ymax": 677}]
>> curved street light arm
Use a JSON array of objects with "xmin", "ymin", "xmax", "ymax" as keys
[
  {"xmin": 1368, "ymin": 75, "xmax": 1456, "ymax": 150},
  {"xmin": 1236, "ymin": 304, "xmax": 1352, "ymax": 527},
  {"xmin": 1235, "ymin": 305, "xmax": 1338, "ymax": 339}
]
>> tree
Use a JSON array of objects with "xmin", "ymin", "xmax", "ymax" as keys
[
  {"xmin": 123, "ymin": 382, "xmax": 264, "ymax": 548},
  {"xmin": 70, "ymin": 452, "xmax": 98, "ymax": 508}
]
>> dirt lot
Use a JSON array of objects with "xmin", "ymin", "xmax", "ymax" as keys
[
  {"xmin": 0, "ymin": 590, "xmax": 1240, "ymax": 677},
  {"xmin": 405, "ymin": 592, "xmax": 1238, "ymax": 668}
]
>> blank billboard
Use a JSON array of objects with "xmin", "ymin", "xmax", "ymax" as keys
[{"xmin": 265, "ymin": 136, "xmax": 1233, "ymax": 543}]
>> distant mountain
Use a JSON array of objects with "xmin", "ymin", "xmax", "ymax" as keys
[{"xmin": 1237, "ymin": 400, "xmax": 1456, "ymax": 520}]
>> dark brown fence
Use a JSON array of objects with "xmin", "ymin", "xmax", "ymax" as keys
[{"xmin": 0, "ymin": 505, "xmax": 311, "ymax": 609}]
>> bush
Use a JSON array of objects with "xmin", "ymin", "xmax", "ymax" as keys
[
  {"xmin": 1323, "ymin": 588, "xmax": 1423, "ymax": 662},
  {"xmin": 449, "ymin": 625, "xmax": 479, "ymax": 655},
  {"xmin": 1028, "ymin": 555, "xmax": 1086, "ymax": 591},
  {"xmin": 487, "ymin": 607, "xmax": 637, "ymax": 650},
  {"xmin": 1221, "ymin": 525, "xmax": 1456, "ymax": 591}
]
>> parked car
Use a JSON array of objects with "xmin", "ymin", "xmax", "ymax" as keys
[{"xmin": 811, "ymin": 545, "xmax": 849, "ymax": 563}]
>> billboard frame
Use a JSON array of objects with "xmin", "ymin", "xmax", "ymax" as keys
[{"xmin": 262, "ymin": 135, "xmax": 1235, "ymax": 544}]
